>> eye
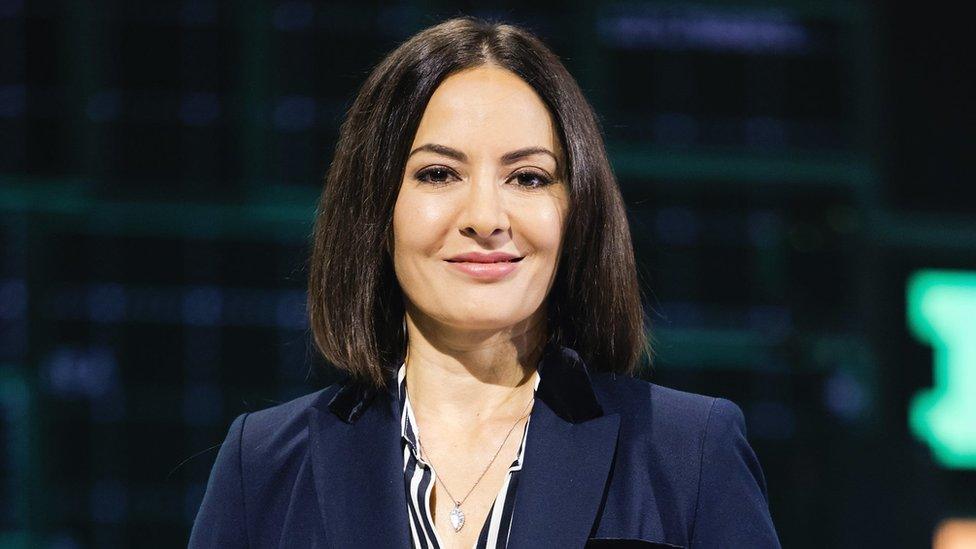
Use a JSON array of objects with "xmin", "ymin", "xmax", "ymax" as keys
[
  {"xmin": 414, "ymin": 166, "xmax": 458, "ymax": 185},
  {"xmin": 511, "ymin": 169, "xmax": 553, "ymax": 189}
]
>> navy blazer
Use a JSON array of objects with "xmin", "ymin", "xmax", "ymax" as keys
[{"xmin": 189, "ymin": 343, "xmax": 781, "ymax": 548}]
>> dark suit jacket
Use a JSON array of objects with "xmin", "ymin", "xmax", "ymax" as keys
[{"xmin": 189, "ymin": 343, "xmax": 781, "ymax": 548}]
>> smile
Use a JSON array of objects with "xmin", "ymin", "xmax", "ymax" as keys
[{"xmin": 444, "ymin": 257, "xmax": 522, "ymax": 281}]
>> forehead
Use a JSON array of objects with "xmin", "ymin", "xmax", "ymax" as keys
[{"xmin": 411, "ymin": 65, "xmax": 560, "ymax": 155}]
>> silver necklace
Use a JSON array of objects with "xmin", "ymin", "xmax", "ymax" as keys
[{"xmin": 410, "ymin": 378, "xmax": 536, "ymax": 534}]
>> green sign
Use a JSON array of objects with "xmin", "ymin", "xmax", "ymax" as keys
[{"xmin": 907, "ymin": 269, "xmax": 976, "ymax": 469}]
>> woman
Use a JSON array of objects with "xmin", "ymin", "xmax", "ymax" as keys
[{"xmin": 189, "ymin": 16, "xmax": 780, "ymax": 549}]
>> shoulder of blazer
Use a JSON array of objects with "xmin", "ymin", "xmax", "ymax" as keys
[
  {"xmin": 234, "ymin": 382, "xmax": 345, "ymax": 468},
  {"xmin": 587, "ymin": 371, "xmax": 731, "ymax": 477},
  {"xmin": 232, "ymin": 367, "xmax": 734, "ymax": 483}
]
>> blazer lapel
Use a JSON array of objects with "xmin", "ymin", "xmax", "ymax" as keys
[
  {"xmin": 506, "ymin": 343, "xmax": 621, "ymax": 548},
  {"xmin": 308, "ymin": 340, "xmax": 620, "ymax": 549},
  {"xmin": 308, "ymin": 375, "xmax": 411, "ymax": 548}
]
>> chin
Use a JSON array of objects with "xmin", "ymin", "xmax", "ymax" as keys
[{"xmin": 446, "ymin": 310, "xmax": 531, "ymax": 331}]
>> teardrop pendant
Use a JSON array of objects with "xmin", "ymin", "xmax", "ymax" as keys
[{"xmin": 450, "ymin": 503, "xmax": 465, "ymax": 532}]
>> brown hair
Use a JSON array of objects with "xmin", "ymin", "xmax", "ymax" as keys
[{"xmin": 307, "ymin": 16, "xmax": 653, "ymax": 391}]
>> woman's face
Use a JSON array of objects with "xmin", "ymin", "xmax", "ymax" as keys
[{"xmin": 392, "ymin": 64, "xmax": 570, "ymax": 337}]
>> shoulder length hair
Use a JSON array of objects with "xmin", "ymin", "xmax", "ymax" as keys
[{"xmin": 308, "ymin": 16, "xmax": 652, "ymax": 391}]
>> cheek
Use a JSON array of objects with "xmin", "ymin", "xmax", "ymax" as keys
[
  {"xmin": 521, "ymin": 204, "xmax": 566, "ymax": 255},
  {"xmin": 392, "ymin": 188, "xmax": 452, "ymax": 252}
]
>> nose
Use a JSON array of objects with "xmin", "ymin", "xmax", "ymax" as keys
[{"xmin": 459, "ymin": 173, "xmax": 510, "ymax": 239}]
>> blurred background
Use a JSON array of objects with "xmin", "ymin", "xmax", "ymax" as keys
[{"xmin": 1, "ymin": 1, "xmax": 974, "ymax": 547}]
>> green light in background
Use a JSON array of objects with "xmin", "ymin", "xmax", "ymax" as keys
[{"xmin": 907, "ymin": 269, "xmax": 976, "ymax": 469}]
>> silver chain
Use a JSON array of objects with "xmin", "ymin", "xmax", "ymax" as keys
[{"xmin": 410, "ymin": 374, "xmax": 536, "ymax": 511}]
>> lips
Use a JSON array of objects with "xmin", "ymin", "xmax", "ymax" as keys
[{"xmin": 444, "ymin": 253, "xmax": 523, "ymax": 281}]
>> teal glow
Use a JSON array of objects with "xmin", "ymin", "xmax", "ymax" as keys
[{"xmin": 907, "ymin": 269, "xmax": 976, "ymax": 469}]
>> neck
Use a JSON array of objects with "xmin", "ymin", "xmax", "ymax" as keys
[{"xmin": 402, "ymin": 309, "xmax": 547, "ymax": 431}]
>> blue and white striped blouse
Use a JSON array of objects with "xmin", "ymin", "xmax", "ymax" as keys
[{"xmin": 397, "ymin": 363, "xmax": 541, "ymax": 548}]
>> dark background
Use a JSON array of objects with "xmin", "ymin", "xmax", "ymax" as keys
[{"xmin": 1, "ymin": 1, "xmax": 974, "ymax": 547}]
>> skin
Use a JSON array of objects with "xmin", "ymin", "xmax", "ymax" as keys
[{"xmin": 391, "ymin": 63, "xmax": 570, "ymax": 547}]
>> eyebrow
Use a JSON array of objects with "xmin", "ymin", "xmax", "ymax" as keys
[{"xmin": 408, "ymin": 143, "xmax": 558, "ymax": 165}]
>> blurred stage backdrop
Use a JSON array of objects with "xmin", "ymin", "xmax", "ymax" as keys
[{"xmin": 1, "ymin": 1, "xmax": 974, "ymax": 548}]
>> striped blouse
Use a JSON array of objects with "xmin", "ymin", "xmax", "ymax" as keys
[{"xmin": 397, "ymin": 363, "xmax": 541, "ymax": 549}]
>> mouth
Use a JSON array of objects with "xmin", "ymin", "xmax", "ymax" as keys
[{"xmin": 444, "ymin": 256, "xmax": 523, "ymax": 281}]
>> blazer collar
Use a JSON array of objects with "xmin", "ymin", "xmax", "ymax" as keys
[
  {"xmin": 308, "ymin": 339, "xmax": 621, "ymax": 548},
  {"xmin": 325, "ymin": 337, "xmax": 606, "ymax": 425}
]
